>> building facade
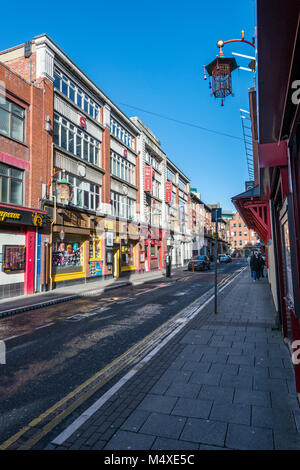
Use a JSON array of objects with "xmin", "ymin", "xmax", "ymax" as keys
[
  {"xmin": 0, "ymin": 34, "xmax": 215, "ymax": 297},
  {"xmin": 229, "ymin": 212, "xmax": 260, "ymax": 256},
  {"xmin": 233, "ymin": 0, "xmax": 300, "ymax": 399},
  {"xmin": 165, "ymin": 159, "xmax": 192, "ymax": 267},
  {"xmin": 130, "ymin": 117, "xmax": 166, "ymax": 272},
  {"xmin": 0, "ymin": 60, "xmax": 50, "ymax": 298}
]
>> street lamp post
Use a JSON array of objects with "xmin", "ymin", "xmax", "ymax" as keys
[
  {"xmin": 204, "ymin": 30, "xmax": 255, "ymax": 106},
  {"xmin": 212, "ymin": 208, "xmax": 222, "ymax": 314},
  {"xmin": 46, "ymin": 169, "xmax": 71, "ymax": 291}
]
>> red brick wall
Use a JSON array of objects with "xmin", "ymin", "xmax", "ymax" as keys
[
  {"xmin": 3, "ymin": 53, "xmax": 37, "ymax": 84},
  {"xmin": 0, "ymin": 62, "xmax": 53, "ymax": 210},
  {"xmin": 230, "ymin": 212, "xmax": 259, "ymax": 251}
]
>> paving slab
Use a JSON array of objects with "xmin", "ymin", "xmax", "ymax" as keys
[
  {"xmin": 139, "ymin": 413, "xmax": 186, "ymax": 440},
  {"xmin": 104, "ymin": 430, "xmax": 156, "ymax": 450},
  {"xmin": 225, "ymin": 423, "xmax": 274, "ymax": 450},
  {"xmin": 180, "ymin": 418, "xmax": 227, "ymax": 447},
  {"xmin": 171, "ymin": 397, "xmax": 213, "ymax": 420},
  {"xmin": 48, "ymin": 268, "xmax": 300, "ymax": 451}
]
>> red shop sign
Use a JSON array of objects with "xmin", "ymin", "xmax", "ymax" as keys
[
  {"xmin": 144, "ymin": 166, "xmax": 152, "ymax": 192},
  {"xmin": 80, "ymin": 116, "xmax": 86, "ymax": 128},
  {"xmin": 165, "ymin": 181, "xmax": 172, "ymax": 203}
]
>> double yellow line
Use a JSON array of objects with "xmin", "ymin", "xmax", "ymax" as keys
[{"xmin": 0, "ymin": 267, "xmax": 243, "ymax": 450}]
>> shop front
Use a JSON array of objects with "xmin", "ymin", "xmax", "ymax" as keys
[
  {"xmin": 49, "ymin": 206, "xmax": 97, "ymax": 287},
  {"xmin": 141, "ymin": 225, "xmax": 162, "ymax": 272},
  {"xmin": 51, "ymin": 228, "xmax": 88, "ymax": 286},
  {"xmin": 88, "ymin": 233, "xmax": 103, "ymax": 278},
  {"xmin": 0, "ymin": 204, "xmax": 48, "ymax": 298},
  {"xmin": 120, "ymin": 221, "xmax": 139, "ymax": 276}
]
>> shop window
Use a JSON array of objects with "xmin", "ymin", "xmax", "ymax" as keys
[
  {"xmin": 0, "ymin": 163, "xmax": 23, "ymax": 205},
  {"xmin": 0, "ymin": 97, "xmax": 25, "ymax": 143},
  {"xmin": 150, "ymin": 244, "xmax": 156, "ymax": 257},
  {"xmin": 121, "ymin": 241, "xmax": 135, "ymax": 268},
  {"xmin": 89, "ymin": 237, "xmax": 101, "ymax": 259},
  {"xmin": 52, "ymin": 235, "xmax": 84, "ymax": 274}
]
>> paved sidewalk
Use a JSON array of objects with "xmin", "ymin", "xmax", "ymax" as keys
[
  {"xmin": 0, "ymin": 266, "xmax": 185, "ymax": 318},
  {"xmin": 46, "ymin": 268, "xmax": 300, "ymax": 450}
]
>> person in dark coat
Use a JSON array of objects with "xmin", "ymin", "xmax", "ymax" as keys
[
  {"xmin": 250, "ymin": 252, "xmax": 260, "ymax": 281},
  {"xmin": 258, "ymin": 254, "xmax": 265, "ymax": 278}
]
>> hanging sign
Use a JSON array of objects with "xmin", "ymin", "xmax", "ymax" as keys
[
  {"xmin": 144, "ymin": 166, "xmax": 152, "ymax": 192},
  {"xmin": 165, "ymin": 181, "xmax": 172, "ymax": 203}
]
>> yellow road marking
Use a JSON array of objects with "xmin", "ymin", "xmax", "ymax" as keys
[{"xmin": 0, "ymin": 268, "xmax": 241, "ymax": 450}]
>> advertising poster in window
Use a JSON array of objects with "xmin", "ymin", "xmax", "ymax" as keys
[
  {"xmin": 2, "ymin": 245, "xmax": 25, "ymax": 272},
  {"xmin": 105, "ymin": 231, "xmax": 114, "ymax": 247}
]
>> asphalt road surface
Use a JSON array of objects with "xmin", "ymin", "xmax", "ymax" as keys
[{"xmin": 0, "ymin": 259, "xmax": 246, "ymax": 448}]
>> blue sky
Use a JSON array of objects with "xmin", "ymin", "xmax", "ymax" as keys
[{"xmin": 1, "ymin": 0, "xmax": 256, "ymax": 211}]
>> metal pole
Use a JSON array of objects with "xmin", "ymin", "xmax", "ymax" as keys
[
  {"xmin": 42, "ymin": 240, "xmax": 47, "ymax": 292},
  {"xmin": 214, "ymin": 218, "xmax": 218, "ymax": 314}
]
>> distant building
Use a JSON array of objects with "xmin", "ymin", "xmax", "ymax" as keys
[{"xmin": 229, "ymin": 212, "xmax": 260, "ymax": 256}]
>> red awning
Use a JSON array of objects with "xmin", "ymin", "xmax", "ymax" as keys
[
  {"xmin": 232, "ymin": 185, "xmax": 271, "ymax": 245},
  {"xmin": 258, "ymin": 141, "xmax": 288, "ymax": 168}
]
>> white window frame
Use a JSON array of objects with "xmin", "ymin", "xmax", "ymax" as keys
[
  {"xmin": 54, "ymin": 113, "xmax": 101, "ymax": 166},
  {"xmin": 54, "ymin": 68, "xmax": 101, "ymax": 122}
]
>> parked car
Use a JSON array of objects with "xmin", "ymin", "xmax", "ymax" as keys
[
  {"xmin": 218, "ymin": 254, "xmax": 229, "ymax": 263},
  {"xmin": 188, "ymin": 255, "xmax": 211, "ymax": 271}
]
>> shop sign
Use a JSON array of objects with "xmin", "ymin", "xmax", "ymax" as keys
[
  {"xmin": 80, "ymin": 116, "xmax": 86, "ymax": 128},
  {"xmin": 0, "ymin": 206, "xmax": 47, "ymax": 226},
  {"xmin": 105, "ymin": 231, "xmax": 114, "ymax": 247},
  {"xmin": 144, "ymin": 166, "xmax": 152, "ymax": 192},
  {"xmin": 165, "ymin": 181, "xmax": 172, "ymax": 203},
  {"xmin": 104, "ymin": 219, "xmax": 114, "ymax": 231}
]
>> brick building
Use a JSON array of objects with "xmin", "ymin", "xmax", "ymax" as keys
[
  {"xmin": 0, "ymin": 59, "xmax": 51, "ymax": 297},
  {"xmin": 0, "ymin": 33, "xmax": 218, "ymax": 296},
  {"xmin": 229, "ymin": 211, "xmax": 260, "ymax": 256}
]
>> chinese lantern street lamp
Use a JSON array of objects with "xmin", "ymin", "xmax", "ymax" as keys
[
  {"xmin": 205, "ymin": 55, "xmax": 238, "ymax": 106},
  {"xmin": 204, "ymin": 30, "xmax": 255, "ymax": 106}
]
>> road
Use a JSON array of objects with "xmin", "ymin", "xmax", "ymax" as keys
[{"xmin": 0, "ymin": 259, "xmax": 246, "ymax": 449}]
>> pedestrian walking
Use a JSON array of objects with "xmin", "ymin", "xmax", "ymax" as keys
[
  {"xmin": 250, "ymin": 252, "xmax": 260, "ymax": 281},
  {"xmin": 258, "ymin": 253, "xmax": 265, "ymax": 278},
  {"xmin": 247, "ymin": 252, "xmax": 252, "ymax": 278}
]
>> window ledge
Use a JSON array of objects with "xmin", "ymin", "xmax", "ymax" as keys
[
  {"xmin": 110, "ymin": 134, "xmax": 137, "ymax": 155},
  {"xmin": 0, "ymin": 132, "xmax": 28, "ymax": 148},
  {"xmin": 53, "ymin": 144, "xmax": 105, "ymax": 174}
]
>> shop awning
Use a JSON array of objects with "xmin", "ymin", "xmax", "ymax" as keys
[{"xmin": 232, "ymin": 185, "xmax": 271, "ymax": 245}]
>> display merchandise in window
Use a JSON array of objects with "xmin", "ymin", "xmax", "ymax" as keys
[{"xmin": 52, "ymin": 237, "xmax": 83, "ymax": 273}]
